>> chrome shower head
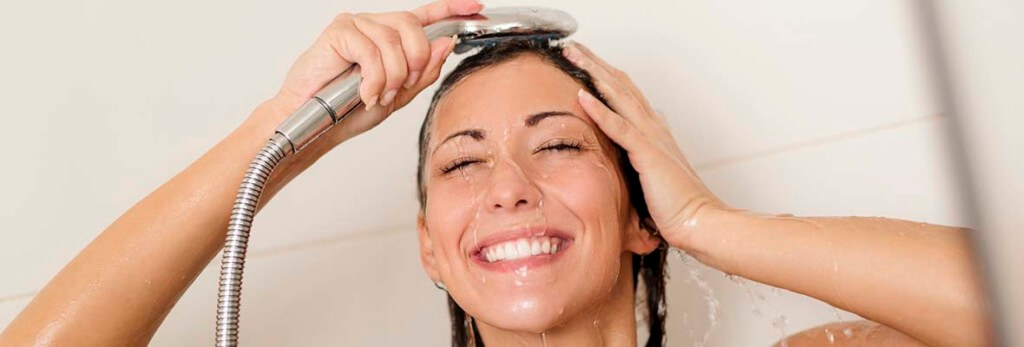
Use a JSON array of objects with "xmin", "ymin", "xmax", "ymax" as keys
[{"xmin": 426, "ymin": 7, "xmax": 578, "ymax": 53}]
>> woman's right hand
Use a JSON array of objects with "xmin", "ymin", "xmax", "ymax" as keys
[{"xmin": 258, "ymin": 0, "xmax": 484, "ymax": 144}]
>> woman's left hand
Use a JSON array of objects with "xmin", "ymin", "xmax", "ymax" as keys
[{"xmin": 562, "ymin": 41, "xmax": 725, "ymax": 250}]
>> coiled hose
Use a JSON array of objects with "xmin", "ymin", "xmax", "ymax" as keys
[{"xmin": 216, "ymin": 133, "xmax": 291, "ymax": 346}]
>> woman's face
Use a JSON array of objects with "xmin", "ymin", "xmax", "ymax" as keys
[{"xmin": 418, "ymin": 54, "xmax": 648, "ymax": 332}]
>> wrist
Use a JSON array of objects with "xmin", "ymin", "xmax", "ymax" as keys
[
  {"xmin": 673, "ymin": 207, "xmax": 765, "ymax": 270},
  {"xmin": 243, "ymin": 95, "xmax": 300, "ymax": 131}
]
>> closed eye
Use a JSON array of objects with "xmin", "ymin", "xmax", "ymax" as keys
[
  {"xmin": 440, "ymin": 157, "xmax": 483, "ymax": 175},
  {"xmin": 535, "ymin": 139, "xmax": 583, "ymax": 154}
]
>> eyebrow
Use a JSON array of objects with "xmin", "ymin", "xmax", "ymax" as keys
[
  {"xmin": 432, "ymin": 111, "xmax": 583, "ymax": 155},
  {"xmin": 524, "ymin": 111, "xmax": 579, "ymax": 127}
]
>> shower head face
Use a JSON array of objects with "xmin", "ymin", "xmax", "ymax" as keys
[{"xmin": 423, "ymin": 7, "xmax": 578, "ymax": 53}]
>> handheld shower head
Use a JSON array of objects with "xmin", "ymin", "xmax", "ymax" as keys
[
  {"xmin": 429, "ymin": 7, "xmax": 577, "ymax": 53},
  {"xmin": 274, "ymin": 6, "xmax": 577, "ymax": 155},
  {"xmin": 215, "ymin": 7, "xmax": 577, "ymax": 346}
]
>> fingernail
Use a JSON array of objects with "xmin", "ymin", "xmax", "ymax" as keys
[
  {"xmin": 578, "ymin": 88, "xmax": 595, "ymax": 103},
  {"xmin": 563, "ymin": 44, "xmax": 580, "ymax": 63},
  {"xmin": 404, "ymin": 71, "xmax": 421, "ymax": 89},
  {"xmin": 380, "ymin": 89, "xmax": 398, "ymax": 106},
  {"xmin": 364, "ymin": 94, "xmax": 379, "ymax": 111}
]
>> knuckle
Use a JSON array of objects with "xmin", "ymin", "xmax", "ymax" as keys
[
  {"xmin": 397, "ymin": 11, "xmax": 420, "ymax": 25},
  {"xmin": 366, "ymin": 47, "xmax": 382, "ymax": 61},
  {"xmin": 613, "ymin": 84, "xmax": 632, "ymax": 97},
  {"xmin": 380, "ymin": 28, "xmax": 402, "ymax": 46},
  {"xmin": 613, "ymin": 115, "xmax": 630, "ymax": 131},
  {"xmin": 613, "ymin": 68, "xmax": 630, "ymax": 80},
  {"xmin": 333, "ymin": 12, "xmax": 354, "ymax": 24}
]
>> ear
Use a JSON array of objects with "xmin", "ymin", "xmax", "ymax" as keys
[
  {"xmin": 417, "ymin": 210, "xmax": 442, "ymax": 283},
  {"xmin": 623, "ymin": 208, "xmax": 660, "ymax": 255}
]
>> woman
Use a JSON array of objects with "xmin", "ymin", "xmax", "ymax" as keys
[{"xmin": 0, "ymin": 0, "xmax": 990, "ymax": 345}]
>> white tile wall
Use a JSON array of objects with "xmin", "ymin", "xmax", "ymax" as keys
[{"xmin": 1, "ymin": 0, "xmax": 982, "ymax": 345}]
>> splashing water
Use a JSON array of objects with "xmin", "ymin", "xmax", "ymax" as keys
[
  {"xmin": 772, "ymin": 315, "xmax": 790, "ymax": 347},
  {"xmin": 824, "ymin": 305, "xmax": 845, "ymax": 344},
  {"xmin": 725, "ymin": 271, "xmax": 793, "ymax": 346},
  {"xmin": 674, "ymin": 249, "xmax": 718, "ymax": 347}
]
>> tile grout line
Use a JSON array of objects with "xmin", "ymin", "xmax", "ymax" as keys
[
  {"xmin": 694, "ymin": 114, "xmax": 943, "ymax": 172},
  {"xmin": 246, "ymin": 222, "xmax": 414, "ymax": 259},
  {"xmin": 0, "ymin": 224, "xmax": 415, "ymax": 304},
  {"xmin": 0, "ymin": 291, "xmax": 35, "ymax": 303},
  {"xmin": 0, "ymin": 116, "xmax": 941, "ymax": 304}
]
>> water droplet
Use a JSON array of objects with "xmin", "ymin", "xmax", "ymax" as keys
[
  {"xmin": 772, "ymin": 315, "xmax": 789, "ymax": 329},
  {"xmin": 678, "ymin": 249, "xmax": 718, "ymax": 347},
  {"xmin": 843, "ymin": 328, "xmax": 853, "ymax": 338}
]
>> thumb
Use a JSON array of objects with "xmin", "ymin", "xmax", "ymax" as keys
[{"xmin": 411, "ymin": 0, "xmax": 484, "ymax": 25}]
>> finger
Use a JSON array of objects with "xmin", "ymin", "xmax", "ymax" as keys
[
  {"xmin": 353, "ymin": 15, "xmax": 408, "ymax": 107},
  {"xmin": 411, "ymin": 0, "xmax": 483, "ymax": 25},
  {"xmin": 328, "ymin": 16, "xmax": 386, "ymax": 109},
  {"xmin": 392, "ymin": 35, "xmax": 456, "ymax": 109},
  {"xmin": 574, "ymin": 43, "xmax": 661, "ymax": 120},
  {"xmin": 363, "ymin": 11, "xmax": 431, "ymax": 88},
  {"xmin": 562, "ymin": 42, "xmax": 649, "ymax": 127},
  {"xmin": 571, "ymin": 42, "xmax": 649, "ymax": 101},
  {"xmin": 415, "ymin": 35, "xmax": 457, "ymax": 90},
  {"xmin": 577, "ymin": 88, "xmax": 646, "ymax": 153}
]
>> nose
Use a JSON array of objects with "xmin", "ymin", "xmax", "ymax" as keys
[{"xmin": 483, "ymin": 158, "xmax": 542, "ymax": 213}]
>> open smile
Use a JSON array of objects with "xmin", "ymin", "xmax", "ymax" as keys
[{"xmin": 469, "ymin": 227, "xmax": 574, "ymax": 271}]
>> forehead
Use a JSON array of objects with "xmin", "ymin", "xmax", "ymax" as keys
[{"xmin": 431, "ymin": 54, "xmax": 596, "ymax": 137}]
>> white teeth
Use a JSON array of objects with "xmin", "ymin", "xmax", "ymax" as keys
[
  {"xmin": 504, "ymin": 243, "xmax": 517, "ymax": 260},
  {"xmin": 516, "ymin": 239, "xmax": 530, "ymax": 257},
  {"xmin": 481, "ymin": 236, "xmax": 565, "ymax": 263},
  {"xmin": 496, "ymin": 245, "xmax": 506, "ymax": 260}
]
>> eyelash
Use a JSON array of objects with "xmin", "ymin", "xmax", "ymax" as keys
[
  {"xmin": 440, "ymin": 157, "xmax": 482, "ymax": 175},
  {"xmin": 439, "ymin": 139, "xmax": 583, "ymax": 175},
  {"xmin": 534, "ymin": 138, "xmax": 583, "ymax": 154}
]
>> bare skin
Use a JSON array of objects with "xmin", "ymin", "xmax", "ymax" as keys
[
  {"xmin": 564, "ymin": 42, "xmax": 991, "ymax": 346},
  {"xmin": 0, "ymin": 0, "xmax": 480, "ymax": 345},
  {"xmin": 0, "ymin": 0, "xmax": 991, "ymax": 345}
]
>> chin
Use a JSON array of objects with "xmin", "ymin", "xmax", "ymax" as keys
[{"xmin": 475, "ymin": 292, "xmax": 577, "ymax": 333}]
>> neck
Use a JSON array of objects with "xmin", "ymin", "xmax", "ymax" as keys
[{"xmin": 475, "ymin": 254, "xmax": 639, "ymax": 346}]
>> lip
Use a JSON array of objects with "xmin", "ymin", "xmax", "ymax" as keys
[{"xmin": 467, "ymin": 226, "xmax": 575, "ymax": 272}]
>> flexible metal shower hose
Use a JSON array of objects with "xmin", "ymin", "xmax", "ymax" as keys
[{"xmin": 216, "ymin": 133, "xmax": 291, "ymax": 346}]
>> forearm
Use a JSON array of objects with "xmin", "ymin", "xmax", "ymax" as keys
[
  {"xmin": 686, "ymin": 209, "xmax": 990, "ymax": 347},
  {"xmin": 0, "ymin": 97, "xmax": 323, "ymax": 345}
]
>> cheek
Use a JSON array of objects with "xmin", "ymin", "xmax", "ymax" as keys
[
  {"xmin": 538, "ymin": 153, "xmax": 627, "ymax": 251},
  {"xmin": 538, "ymin": 153, "xmax": 623, "ymax": 220},
  {"xmin": 423, "ymin": 181, "xmax": 478, "ymax": 262}
]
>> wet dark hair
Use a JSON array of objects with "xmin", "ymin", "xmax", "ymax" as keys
[{"xmin": 415, "ymin": 39, "xmax": 668, "ymax": 347}]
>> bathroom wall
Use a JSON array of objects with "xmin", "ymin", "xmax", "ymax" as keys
[{"xmin": 0, "ymin": 0, "xmax": 1011, "ymax": 345}]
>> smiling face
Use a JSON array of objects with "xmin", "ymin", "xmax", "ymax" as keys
[{"xmin": 417, "ymin": 53, "xmax": 655, "ymax": 332}]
